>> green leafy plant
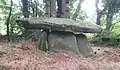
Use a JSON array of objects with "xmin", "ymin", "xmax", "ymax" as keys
[{"xmin": 91, "ymin": 30, "xmax": 120, "ymax": 46}]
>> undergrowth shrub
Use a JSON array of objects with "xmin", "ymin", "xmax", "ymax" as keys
[{"xmin": 91, "ymin": 30, "xmax": 120, "ymax": 46}]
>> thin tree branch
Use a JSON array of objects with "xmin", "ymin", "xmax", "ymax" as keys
[{"xmin": 6, "ymin": 0, "xmax": 13, "ymax": 41}]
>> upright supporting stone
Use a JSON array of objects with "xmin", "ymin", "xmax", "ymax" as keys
[
  {"xmin": 37, "ymin": 30, "xmax": 48, "ymax": 51},
  {"xmin": 75, "ymin": 34, "xmax": 93, "ymax": 56},
  {"xmin": 48, "ymin": 31, "xmax": 80, "ymax": 54}
]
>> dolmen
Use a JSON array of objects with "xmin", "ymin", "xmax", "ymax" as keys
[{"xmin": 16, "ymin": 17, "xmax": 102, "ymax": 56}]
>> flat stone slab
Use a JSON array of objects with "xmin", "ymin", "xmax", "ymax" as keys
[{"xmin": 16, "ymin": 17, "xmax": 102, "ymax": 33}]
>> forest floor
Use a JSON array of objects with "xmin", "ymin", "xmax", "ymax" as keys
[{"xmin": 0, "ymin": 40, "xmax": 120, "ymax": 70}]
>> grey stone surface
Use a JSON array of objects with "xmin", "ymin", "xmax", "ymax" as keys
[
  {"xmin": 37, "ymin": 31, "xmax": 48, "ymax": 51},
  {"xmin": 16, "ymin": 17, "xmax": 97, "ymax": 55},
  {"xmin": 27, "ymin": 29, "xmax": 42, "ymax": 41},
  {"xmin": 48, "ymin": 31, "xmax": 80, "ymax": 54},
  {"xmin": 75, "ymin": 34, "xmax": 93, "ymax": 56},
  {"xmin": 16, "ymin": 17, "xmax": 102, "ymax": 33}
]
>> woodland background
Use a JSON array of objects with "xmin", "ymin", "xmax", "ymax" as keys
[
  {"xmin": 0, "ymin": 0, "xmax": 120, "ymax": 70},
  {"xmin": 0, "ymin": 0, "xmax": 120, "ymax": 45}
]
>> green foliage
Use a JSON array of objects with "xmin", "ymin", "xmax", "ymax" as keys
[
  {"xmin": 77, "ymin": 10, "xmax": 88, "ymax": 20},
  {"xmin": 102, "ymin": 0, "xmax": 120, "ymax": 14},
  {"xmin": 100, "ymin": 16, "xmax": 106, "ymax": 27},
  {"xmin": 91, "ymin": 17, "xmax": 120, "ymax": 46},
  {"xmin": 0, "ymin": 0, "xmax": 10, "ymax": 15},
  {"xmin": 0, "ymin": 0, "xmax": 24, "ymax": 41},
  {"xmin": 0, "ymin": 0, "xmax": 10, "ymax": 35},
  {"xmin": 100, "ymin": 0, "xmax": 120, "ymax": 31},
  {"xmin": 69, "ymin": 0, "xmax": 87, "ymax": 20},
  {"xmin": 1, "ymin": 65, "xmax": 7, "ymax": 70},
  {"xmin": 91, "ymin": 31, "xmax": 119, "ymax": 45},
  {"xmin": 0, "ymin": 0, "xmax": 22, "ymax": 29}
]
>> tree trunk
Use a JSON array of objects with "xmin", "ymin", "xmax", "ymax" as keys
[
  {"xmin": 35, "ymin": 1, "xmax": 38, "ymax": 17},
  {"xmin": 6, "ymin": 0, "xmax": 13, "ymax": 42},
  {"xmin": 95, "ymin": 0, "xmax": 101, "ymax": 25},
  {"xmin": 31, "ymin": 2, "xmax": 35, "ymax": 17},
  {"xmin": 44, "ymin": 0, "xmax": 51, "ymax": 17},
  {"xmin": 61, "ymin": 0, "xmax": 69, "ymax": 18},
  {"xmin": 57, "ymin": 0, "xmax": 62, "ymax": 17},
  {"xmin": 50, "ymin": 0, "xmax": 57, "ymax": 17},
  {"xmin": 72, "ymin": 0, "xmax": 84, "ymax": 20},
  {"xmin": 105, "ymin": 11, "xmax": 113, "ymax": 31},
  {"xmin": 22, "ymin": 0, "xmax": 29, "ymax": 18}
]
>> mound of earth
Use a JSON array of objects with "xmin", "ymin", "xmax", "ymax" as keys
[{"xmin": 0, "ymin": 41, "xmax": 120, "ymax": 70}]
